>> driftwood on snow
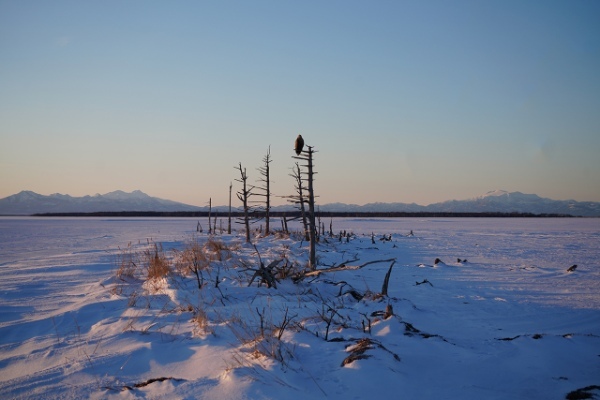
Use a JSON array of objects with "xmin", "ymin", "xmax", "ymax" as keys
[
  {"xmin": 104, "ymin": 377, "xmax": 186, "ymax": 392},
  {"xmin": 248, "ymin": 259, "xmax": 282, "ymax": 288},
  {"xmin": 341, "ymin": 338, "xmax": 401, "ymax": 367},
  {"xmin": 303, "ymin": 258, "xmax": 397, "ymax": 277}
]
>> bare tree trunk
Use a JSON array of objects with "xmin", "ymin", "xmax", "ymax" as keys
[
  {"xmin": 265, "ymin": 148, "xmax": 271, "ymax": 235},
  {"xmin": 256, "ymin": 146, "xmax": 272, "ymax": 236},
  {"xmin": 208, "ymin": 197, "xmax": 212, "ymax": 235},
  {"xmin": 236, "ymin": 163, "xmax": 252, "ymax": 243},
  {"xmin": 306, "ymin": 146, "xmax": 317, "ymax": 269},
  {"xmin": 228, "ymin": 182, "xmax": 232, "ymax": 234},
  {"xmin": 291, "ymin": 142, "xmax": 317, "ymax": 269},
  {"xmin": 295, "ymin": 163, "xmax": 309, "ymax": 240}
]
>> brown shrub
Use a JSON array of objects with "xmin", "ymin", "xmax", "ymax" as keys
[
  {"xmin": 204, "ymin": 238, "xmax": 236, "ymax": 261},
  {"xmin": 146, "ymin": 243, "xmax": 171, "ymax": 280}
]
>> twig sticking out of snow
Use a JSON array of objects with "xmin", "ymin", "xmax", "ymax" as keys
[{"xmin": 381, "ymin": 260, "xmax": 396, "ymax": 296}]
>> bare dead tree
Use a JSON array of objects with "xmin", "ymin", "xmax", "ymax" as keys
[
  {"xmin": 317, "ymin": 208, "xmax": 323, "ymax": 237},
  {"xmin": 256, "ymin": 146, "xmax": 273, "ymax": 236},
  {"xmin": 235, "ymin": 163, "xmax": 254, "ymax": 243},
  {"xmin": 293, "ymin": 144, "xmax": 317, "ymax": 269},
  {"xmin": 208, "ymin": 198, "xmax": 212, "ymax": 235},
  {"xmin": 228, "ymin": 182, "xmax": 232, "ymax": 234},
  {"xmin": 305, "ymin": 146, "xmax": 317, "ymax": 269}
]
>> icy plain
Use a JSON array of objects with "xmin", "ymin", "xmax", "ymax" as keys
[{"xmin": 0, "ymin": 217, "xmax": 598, "ymax": 399}]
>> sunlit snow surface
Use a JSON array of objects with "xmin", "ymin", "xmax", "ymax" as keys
[
  {"xmin": 328, "ymin": 218, "xmax": 600, "ymax": 309},
  {"xmin": 0, "ymin": 217, "xmax": 599, "ymax": 399}
]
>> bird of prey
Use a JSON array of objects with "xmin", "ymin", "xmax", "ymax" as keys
[{"xmin": 294, "ymin": 134, "xmax": 304, "ymax": 155}]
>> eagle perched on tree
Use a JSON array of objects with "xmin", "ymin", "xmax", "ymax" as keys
[{"xmin": 294, "ymin": 134, "xmax": 304, "ymax": 155}]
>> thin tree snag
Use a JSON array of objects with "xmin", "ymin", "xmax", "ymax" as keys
[
  {"xmin": 305, "ymin": 146, "xmax": 316, "ymax": 269},
  {"xmin": 381, "ymin": 260, "xmax": 396, "ymax": 296},
  {"xmin": 208, "ymin": 197, "xmax": 212, "ymax": 234},
  {"xmin": 235, "ymin": 163, "xmax": 253, "ymax": 243},
  {"xmin": 292, "ymin": 145, "xmax": 317, "ymax": 269},
  {"xmin": 228, "ymin": 182, "xmax": 232, "ymax": 234},
  {"xmin": 303, "ymin": 258, "xmax": 397, "ymax": 277},
  {"xmin": 256, "ymin": 146, "xmax": 272, "ymax": 235}
]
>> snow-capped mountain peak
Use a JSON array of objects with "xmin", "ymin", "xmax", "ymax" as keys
[
  {"xmin": 479, "ymin": 189, "xmax": 510, "ymax": 198},
  {"xmin": 0, "ymin": 190, "xmax": 202, "ymax": 214}
]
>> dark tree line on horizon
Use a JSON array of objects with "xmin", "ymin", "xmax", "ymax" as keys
[{"xmin": 34, "ymin": 211, "xmax": 576, "ymax": 218}]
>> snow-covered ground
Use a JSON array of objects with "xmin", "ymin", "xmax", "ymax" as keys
[{"xmin": 0, "ymin": 217, "xmax": 598, "ymax": 399}]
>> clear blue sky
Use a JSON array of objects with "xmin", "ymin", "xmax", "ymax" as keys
[{"xmin": 1, "ymin": 0, "xmax": 599, "ymax": 206}]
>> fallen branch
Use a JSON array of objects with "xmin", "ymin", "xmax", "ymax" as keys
[
  {"xmin": 323, "ymin": 256, "xmax": 360, "ymax": 270},
  {"xmin": 415, "ymin": 279, "xmax": 433, "ymax": 286},
  {"xmin": 304, "ymin": 258, "xmax": 397, "ymax": 277},
  {"xmin": 104, "ymin": 377, "xmax": 186, "ymax": 392},
  {"xmin": 341, "ymin": 338, "xmax": 401, "ymax": 367}
]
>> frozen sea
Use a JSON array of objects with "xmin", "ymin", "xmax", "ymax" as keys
[
  {"xmin": 331, "ymin": 217, "xmax": 600, "ymax": 309},
  {"xmin": 1, "ymin": 216, "xmax": 598, "ymax": 310},
  {"xmin": 1, "ymin": 216, "xmax": 599, "ymax": 400}
]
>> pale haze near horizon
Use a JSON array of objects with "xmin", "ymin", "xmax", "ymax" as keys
[{"xmin": 1, "ymin": 1, "xmax": 599, "ymax": 207}]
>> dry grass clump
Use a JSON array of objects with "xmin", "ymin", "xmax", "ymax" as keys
[
  {"xmin": 146, "ymin": 242, "xmax": 171, "ymax": 280},
  {"xmin": 115, "ymin": 243, "xmax": 141, "ymax": 280},
  {"xmin": 115, "ymin": 240, "xmax": 172, "ymax": 282},
  {"xmin": 173, "ymin": 237, "xmax": 239, "ymax": 289},
  {"xmin": 272, "ymin": 230, "xmax": 290, "ymax": 240},
  {"xmin": 114, "ymin": 237, "xmax": 236, "ymax": 305},
  {"xmin": 191, "ymin": 306, "xmax": 211, "ymax": 336},
  {"xmin": 174, "ymin": 238, "xmax": 210, "ymax": 289},
  {"xmin": 204, "ymin": 238, "xmax": 236, "ymax": 261}
]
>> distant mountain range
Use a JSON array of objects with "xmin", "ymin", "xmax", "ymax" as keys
[
  {"xmin": 310, "ymin": 190, "xmax": 600, "ymax": 217},
  {"xmin": 0, "ymin": 189, "xmax": 599, "ymax": 216},
  {"xmin": 0, "ymin": 190, "xmax": 201, "ymax": 215}
]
